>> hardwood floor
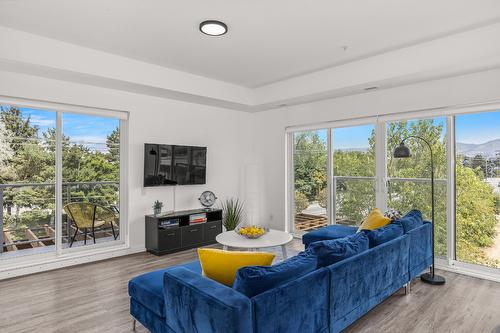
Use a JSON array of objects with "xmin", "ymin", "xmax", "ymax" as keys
[{"xmin": 0, "ymin": 240, "xmax": 499, "ymax": 333}]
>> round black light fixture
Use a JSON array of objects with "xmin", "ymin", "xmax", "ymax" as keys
[{"xmin": 199, "ymin": 20, "xmax": 228, "ymax": 36}]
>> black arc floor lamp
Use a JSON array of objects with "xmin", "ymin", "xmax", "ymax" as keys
[{"xmin": 393, "ymin": 135, "xmax": 446, "ymax": 285}]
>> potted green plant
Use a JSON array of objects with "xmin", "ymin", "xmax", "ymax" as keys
[
  {"xmin": 153, "ymin": 200, "xmax": 163, "ymax": 216},
  {"xmin": 221, "ymin": 198, "xmax": 244, "ymax": 231}
]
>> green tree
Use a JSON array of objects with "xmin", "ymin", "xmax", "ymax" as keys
[
  {"xmin": 332, "ymin": 147, "xmax": 376, "ymax": 223},
  {"xmin": 295, "ymin": 191, "xmax": 309, "ymax": 214},
  {"xmin": 106, "ymin": 127, "xmax": 120, "ymax": 163},
  {"xmin": 0, "ymin": 106, "xmax": 38, "ymax": 152},
  {"xmin": 455, "ymin": 164, "xmax": 499, "ymax": 267},
  {"xmin": 0, "ymin": 120, "xmax": 13, "ymax": 180},
  {"xmin": 0, "ymin": 107, "xmax": 120, "ymax": 233},
  {"xmin": 471, "ymin": 154, "xmax": 486, "ymax": 175},
  {"xmin": 294, "ymin": 131, "xmax": 327, "ymax": 203},
  {"xmin": 384, "ymin": 119, "xmax": 448, "ymax": 255},
  {"xmin": 0, "ymin": 107, "xmax": 54, "ymax": 229}
]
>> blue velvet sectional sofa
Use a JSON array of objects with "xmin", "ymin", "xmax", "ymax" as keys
[{"xmin": 129, "ymin": 210, "xmax": 432, "ymax": 333}]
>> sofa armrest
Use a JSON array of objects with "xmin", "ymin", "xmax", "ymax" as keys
[
  {"xmin": 163, "ymin": 267, "xmax": 253, "ymax": 333},
  {"xmin": 408, "ymin": 221, "xmax": 432, "ymax": 279}
]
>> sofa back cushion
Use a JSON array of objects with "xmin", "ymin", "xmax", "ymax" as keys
[
  {"xmin": 308, "ymin": 232, "xmax": 369, "ymax": 268},
  {"xmin": 364, "ymin": 223, "xmax": 404, "ymax": 248},
  {"xmin": 233, "ymin": 250, "xmax": 317, "ymax": 298},
  {"xmin": 393, "ymin": 209, "xmax": 423, "ymax": 233}
]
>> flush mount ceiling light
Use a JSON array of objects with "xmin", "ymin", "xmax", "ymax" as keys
[{"xmin": 199, "ymin": 20, "xmax": 228, "ymax": 36}]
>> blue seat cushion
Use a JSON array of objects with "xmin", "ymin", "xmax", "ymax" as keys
[
  {"xmin": 364, "ymin": 223, "xmax": 404, "ymax": 248},
  {"xmin": 302, "ymin": 224, "xmax": 358, "ymax": 248},
  {"xmin": 128, "ymin": 260, "xmax": 201, "ymax": 318},
  {"xmin": 233, "ymin": 250, "xmax": 317, "ymax": 298},
  {"xmin": 393, "ymin": 210, "xmax": 423, "ymax": 233},
  {"xmin": 308, "ymin": 232, "xmax": 369, "ymax": 267}
]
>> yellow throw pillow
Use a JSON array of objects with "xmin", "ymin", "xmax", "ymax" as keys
[
  {"xmin": 358, "ymin": 208, "xmax": 391, "ymax": 231},
  {"xmin": 197, "ymin": 248, "xmax": 275, "ymax": 286}
]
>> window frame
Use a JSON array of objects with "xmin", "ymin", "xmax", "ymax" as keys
[
  {"xmin": 0, "ymin": 96, "xmax": 129, "ymax": 262},
  {"xmin": 286, "ymin": 101, "xmax": 500, "ymax": 281}
]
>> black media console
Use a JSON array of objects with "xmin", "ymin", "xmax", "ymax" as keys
[{"xmin": 145, "ymin": 208, "xmax": 222, "ymax": 255}]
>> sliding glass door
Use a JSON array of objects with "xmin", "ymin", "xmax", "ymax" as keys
[
  {"xmin": 0, "ymin": 106, "xmax": 56, "ymax": 258},
  {"xmin": 1, "ymin": 103, "xmax": 124, "ymax": 260},
  {"xmin": 292, "ymin": 130, "xmax": 328, "ymax": 234},
  {"xmin": 455, "ymin": 111, "xmax": 500, "ymax": 269},
  {"xmin": 62, "ymin": 113, "xmax": 121, "ymax": 249}
]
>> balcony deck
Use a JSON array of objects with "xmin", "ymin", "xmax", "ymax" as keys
[
  {"xmin": 2, "ymin": 224, "xmax": 119, "ymax": 259},
  {"xmin": 1, "ymin": 181, "xmax": 119, "ymax": 257}
]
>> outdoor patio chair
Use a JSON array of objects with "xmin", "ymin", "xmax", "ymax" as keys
[
  {"xmin": 95, "ymin": 204, "xmax": 119, "ymax": 240},
  {"xmin": 63, "ymin": 202, "xmax": 119, "ymax": 247}
]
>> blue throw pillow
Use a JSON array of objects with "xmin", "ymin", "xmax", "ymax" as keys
[
  {"xmin": 233, "ymin": 250, "xmax": 317, "ymax": 298},
  {"xmin": 302, "ymin": 224, "xmax": 358, "ymax": 248},
  {"xmin": 393, "ymin": 209, "xmax": 423, "ymax": 233},
  {"xmin": 365, "ymin": 223, "xmax": 404, "ymax": 248},
  {"xmin": 308, "ymin": 232, "xmax": 369, "ymax": 268}
]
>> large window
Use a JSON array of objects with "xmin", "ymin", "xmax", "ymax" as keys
[
  {"xmin": 1, "ymin": 103, "xmax": 125, "ymax": 259},
  {"xmin": 288, "ymin": 105, "xmax": 500, "ymax": 279},
  {"xmin": 455, "ymin": 111, "xmax": 500, "ymax": 269},
  {"xmin": 332, "ymin": 125, "xmax": 376, "ymax": 225},
  {"xmin": 386, "ymin": 118, "xmax": 447, "ymax": 257}
]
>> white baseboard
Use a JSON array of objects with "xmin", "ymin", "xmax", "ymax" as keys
[{"xmin": 0, "ymin": 245, "xmax": 145, "ymax": 280}]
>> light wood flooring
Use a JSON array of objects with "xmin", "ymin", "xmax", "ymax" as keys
[{"xmin": 0, "ymin": 240, "xmax": 499, "ymax": 333}]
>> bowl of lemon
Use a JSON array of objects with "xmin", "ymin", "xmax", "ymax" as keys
[{"xmin": 236, "ymin": 225, "xmax": 269, "ymax": 239}]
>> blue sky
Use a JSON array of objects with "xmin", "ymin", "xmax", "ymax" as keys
[
  {"xmin": 455, "ymin": 111, "xmax": 500, "ymax": 144},
  {"xmin": 15, "ymin": 107, "xmax": 119, "ymax": 151},
  {"xmin": 316, "ymin": 125, "xmax": 375, "ymax": 149},
  {"xmin": 332, "ymin": 124, "xmax": 374, "ymax": 149},
  {"xmin": 8, "ymin": 106, "xmax": 500, "ymax": 149},
  {"xmin": 317, "ymin": 121, "xmax": 448, "ymax": 149},
  {"xmin": 313, "ymin": 113, "xmax": 500, "ymax": 148}
]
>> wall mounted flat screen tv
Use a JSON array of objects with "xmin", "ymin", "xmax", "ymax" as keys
[{"xmin": 144, "ymin": 143, "xmax": 207, "ymax": 186}]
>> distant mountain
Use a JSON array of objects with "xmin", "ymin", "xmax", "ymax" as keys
[{"xmin": 457, "ymin": 139, "xmax": 500, "ymax": 157}]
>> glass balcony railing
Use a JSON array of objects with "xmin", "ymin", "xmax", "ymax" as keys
[
  {"xmin": 294, "ymin": 176, "xmax": 376, "ymax": 234},
  {"xmin": 387, "ymin": 177, "xmax": 447, "ymax": 257}
]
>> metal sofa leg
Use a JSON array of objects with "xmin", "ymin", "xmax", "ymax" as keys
[{"xmin": 405, "ymin": 281, "xmax": 411, "ymax": 295}]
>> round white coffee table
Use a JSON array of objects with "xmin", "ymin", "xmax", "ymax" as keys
[{"xmin": 216, "ymin": 229, "xmax": 293, "ymax": 259}]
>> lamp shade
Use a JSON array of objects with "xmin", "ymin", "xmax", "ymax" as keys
[{"xmin": 393, "ymin": 142, "xmax": 411, "ymax": 158}]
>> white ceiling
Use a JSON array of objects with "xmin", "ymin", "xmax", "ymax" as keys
[{"xmin": 1, "ymin": 0, "xmax": 500, "ymax": 88}]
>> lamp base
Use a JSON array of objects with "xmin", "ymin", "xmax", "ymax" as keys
[{"xmin": 420, "ymin": 272, "xmax": 446, "ymax": 285}]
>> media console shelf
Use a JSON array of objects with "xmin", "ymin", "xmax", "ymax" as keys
[{"xmin": 145, "ymin": 208, "xmax": 222, "ymax": 255}]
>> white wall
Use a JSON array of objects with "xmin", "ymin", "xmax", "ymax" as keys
[
  {"xmin": 2, "ymin": 64, "xmax": 500, "ymax": 277},
  {"xmin": 0, "ymin": 70, "xmax": 254, "ymax": 253},
  {"xmin": 253, "ymin": 68, "xmax": 500, "ymax": 230}
]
